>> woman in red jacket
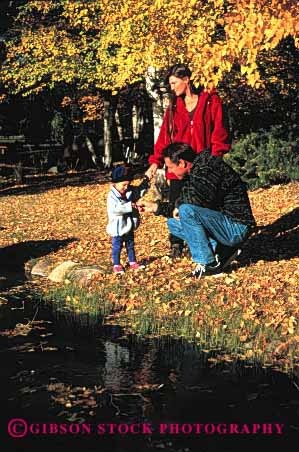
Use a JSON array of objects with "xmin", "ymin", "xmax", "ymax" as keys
[{"xmin": 145, "ymin": 63, "xmax": 231, "ymax": 258}]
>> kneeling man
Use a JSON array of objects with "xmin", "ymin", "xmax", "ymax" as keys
[{"xmin": 139, "ymin": 142, "xmax": 256, "ymax": 278}]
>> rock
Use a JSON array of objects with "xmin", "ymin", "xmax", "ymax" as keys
[
  {"xmin": 68, "ymin": 266, "xmax": 103, "ymax": 287},
  {"xmin": 48, "ymin": 166, "xmax": 58, "ymax": 174},
  {"xmin": 48, "ymin": 261, "xmax": 78, "ymax": 282},
  {"xmin": 31, "ymin": 259, "xmax": 53, "ymax": 277}
]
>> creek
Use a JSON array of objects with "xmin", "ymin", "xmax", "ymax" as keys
[{"xmin": 0, "ymin": 271, "xmax": 298, "ymax": 452}]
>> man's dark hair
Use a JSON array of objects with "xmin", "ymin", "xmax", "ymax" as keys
[{"xmin": 162, "ymin": 142, "xmax": 196, "ymax": 164}]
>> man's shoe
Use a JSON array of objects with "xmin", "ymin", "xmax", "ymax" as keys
[
  {"xmin": 169, "ymin": 243, "xmax": 184, "ymax": 259},
  {"xmin": 113, "ymin": 264, "xmax": 124, "ymax": 274},
  {"xmin": 191, "ymin": 261, "xmax": 223, "ymax": 279},
  {"xmin": 216, "ymin": 247, "xmax": 242, "ymax": 270}
]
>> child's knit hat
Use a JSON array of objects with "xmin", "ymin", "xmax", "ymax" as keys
[{"xmin": 111, "ymin": 165, "xmax": 133, "ymax": 183}]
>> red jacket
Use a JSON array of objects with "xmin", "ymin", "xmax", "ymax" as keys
[{"xmin": 149, "ymin": 90, "xmax": 231, "ymax": 179}]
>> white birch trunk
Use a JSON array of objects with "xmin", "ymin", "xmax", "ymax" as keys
[
  {"xmin": 114, "ymin": 108, "xmax": 123, "ymax": 142},
  {"xmin": 103, "ymin": 98, "xmax": 113, "ymax": 167},
  {"xmin": 145, "ymin": 66, "xmax": 167, "ymax": 143},
  {"xmin": 145, "ymin": 66, "xmax": 169, "ymax": 200}
]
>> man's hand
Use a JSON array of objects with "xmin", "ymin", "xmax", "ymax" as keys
[
  {"xmin": 136, "ymin": 200, "xmax": 158, "ymax": 213},
  {"xmin": 172, "ymin": 207, "xmax": 179, "ymax": 219},
  {"xmin": 145, "ymin": 163, "xmax": 158, "ymax": 180}
]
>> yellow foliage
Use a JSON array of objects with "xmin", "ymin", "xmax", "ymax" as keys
[{"xmin": 0, "ymin": 0, "xmax": 298, "ymax": 98}]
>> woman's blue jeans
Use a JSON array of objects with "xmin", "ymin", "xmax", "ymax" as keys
[{"xmin": 167, "ymin": 204, "xmax": 249, "ymax": 265}]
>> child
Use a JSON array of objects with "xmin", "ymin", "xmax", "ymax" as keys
[{"xmin": 106, "ymin": 165, "xmax": 150, "ymax": 274}]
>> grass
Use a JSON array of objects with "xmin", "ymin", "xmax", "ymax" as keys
[
  {"xmin": 45, "ymin": 279, "xmax": 297, "ymax": 369},
  {"xmin": 1, "ymin": 178, "xmax": 299, "ymax": 372},
  {"xmin": 44, "ymin": 283, "xmax": 115, "ymax": 333}
]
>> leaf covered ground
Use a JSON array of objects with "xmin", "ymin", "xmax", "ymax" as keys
[{"xmin": 0, "ymin": 177, "xmax": 299, "ymax": 371}]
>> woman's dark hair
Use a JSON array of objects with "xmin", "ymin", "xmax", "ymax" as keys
[
  {"xmin": 165, "ymin": 64, "xmax": 200, "ymax": 142},
  {"xmin": 162, "ymin": 142, "xmax": 196, "ymax": 164},
  {"xmin": 166, "ymin": 63, "xmax": 192, "ymax": 81}
]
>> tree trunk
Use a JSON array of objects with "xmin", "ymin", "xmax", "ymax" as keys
[
  {"xmin": 145, "ymin": 67, "xmax": 168, "ymax": 198},
  {"xmin": 116, "ymin": 90, "xmax": 134, "ymax": 164},
  {"xmin": 14, "ymin": 161, "xmax": 23, "ymax": 184},
  {"xmin": 114, "ymin": 108, "xmax": 123, "ymax": 143},
  {"xmin": 145, "ymin": 66, "xmax": 167, "ymax": 143},
  {"xmin": 131, "ymin": 104, "xmax": 142, "ymax": 162},
  {"xmin": 103, "ymin": 96, "xmax": 114, "ymax": 167}
]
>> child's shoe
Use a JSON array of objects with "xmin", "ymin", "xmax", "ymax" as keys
[
  {"xmin": 129, "ymin": 262, "xmax": 145, "ymax": 271},
  {"xmin": 113, "ymin": 264, "xmax": 124, "ymax": 274}
]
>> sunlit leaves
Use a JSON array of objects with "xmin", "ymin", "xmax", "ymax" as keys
[
  {"xmin": 1, "ymin": 178, "xmax": 299, "ymax": 371},
  {"xmin": 1, "ymin": 0, "xmax": 298, "ymax": 102}
]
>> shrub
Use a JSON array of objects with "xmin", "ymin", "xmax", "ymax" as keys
[{"xmin": 227, "ymin": 124, "xmax": 299, "ymax": 189}]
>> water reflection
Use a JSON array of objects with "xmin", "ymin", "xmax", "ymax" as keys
[{"xmin": 1, "ymin": 291, "xmax": 299, "ymax": 451}]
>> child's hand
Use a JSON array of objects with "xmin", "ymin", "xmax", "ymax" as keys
[
  {"xmin": 136, "ymin": 202, "xmax": 145, "ymax": 212},
  {"xmin": 132, "ymin": 202, "xmax": 144, "ymax": 212}
]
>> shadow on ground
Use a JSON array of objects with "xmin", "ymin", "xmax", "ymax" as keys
[
  {"xmin": 0, "ymin": 166, "xmax": 146, "ymax": 198},
  {"xmin": 0, "ymin": 238, "xmax": 77, "ymax": 271},
  {"xmin": 238, "ymin": 208, "xmax": 299, "ymax": 266},
  {"xmin": 0, "ymin": 170, "xmax": 109, "ymax": 198},
  {"xmin": 0, "ymin": 238, "xmax": 77, "ymax": 290}
]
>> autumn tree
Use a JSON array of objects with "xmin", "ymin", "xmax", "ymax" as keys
[
  {"xmin": 0, "ymin": 0, "xmax": 298, "ymax": 164},
  {"xmin": 2, "ymin": 0, "xmax": 298, "ymax": 90}
]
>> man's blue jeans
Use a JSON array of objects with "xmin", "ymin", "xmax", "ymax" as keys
[{"xmin": 167, "ymin": 204, "xmax": 249, "ymax": 265}]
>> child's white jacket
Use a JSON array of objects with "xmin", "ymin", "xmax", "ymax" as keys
[{"xmin": 106, "ymin": 179, "xmax": 149, "ymax": 237}]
